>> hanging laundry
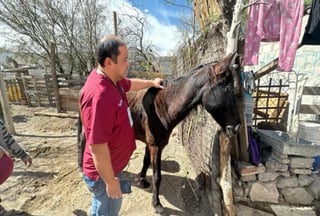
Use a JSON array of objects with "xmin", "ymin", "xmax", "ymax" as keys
[
  {"xmin": 243, "ymin": 0, "xmax": 304, "ymax": 72},
  {"xmin": 301, "ymin": 0, "xmax": 320, "ymax": 45}
]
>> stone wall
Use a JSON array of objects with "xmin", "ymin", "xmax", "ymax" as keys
[
  {"xmin": 230, "ymin": 129, "xmax": 320, "ymax": 215},
  {"xmin": 233, "ymin": 153, "xmax": 319, "ymax": 206}
]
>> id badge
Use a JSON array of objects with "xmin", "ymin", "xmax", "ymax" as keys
[{"xmin": 127, "ymin": 108, "xmax": 133, "ymax": 127}]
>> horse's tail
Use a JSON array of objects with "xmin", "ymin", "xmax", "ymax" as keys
[{"xmin": 77, "ymin": 113, "xmax": 86, "ymax": 172}]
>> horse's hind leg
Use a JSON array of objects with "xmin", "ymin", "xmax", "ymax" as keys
[
  {"xmin": 139, "ymin": 146, "xmax": 151, "ymax": 188},
  {"xmin": 151, "ymin": 146, "xmax": 164, "ymax": 214}
]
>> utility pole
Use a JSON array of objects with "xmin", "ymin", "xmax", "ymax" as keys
[{"xmin": 113, "ymin": 11, "xmax": 118, "ymax": 36}]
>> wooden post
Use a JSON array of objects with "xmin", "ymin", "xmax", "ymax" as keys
[
  {"xmin": 113, "ymin": 11, "xmax": 118, "ymax": 36},
  {"xmin": 220, "ymin": 1, "xmax": 247, "ymax": 215},
  {"xmin": 16, "ymin": 72, "xmax": 27, "ymax": 104},
  {"xmin": 237, "ymin": 94, "xmax": 250, "ymax": 162},
  {"xmin": 226, "ymin": 0, "xmax": 249, "ymax": 162},
  {"xmin": 50, "ymin": 42, "xmax": 61, "ymax": 113},
  {"xmin": 219, "ymin": 132, "xmax": 234, "ymax": 216},
  {"xmin": 0, "ymin": 70, "xmax": 16, "ymax": 134}
]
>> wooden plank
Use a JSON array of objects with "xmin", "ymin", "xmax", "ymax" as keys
[
  {"xmin": 0, "ymin": 71, "xmax": 16, "ymax": 134},
  {"xmin": 34, "ymin": 110, "xmax": 78, "ymax": 118},
  {"xmin": 32, "ymin": 78, "xmax": 40, "ymax": 106},
  {"xmin": 303, "ymin": 87, "xmax": 320, "ymax": 95},
  {"xmin": 16, "ymin": 73, "xmax": 27, "ymax": 104},
  {"xmin": 59, "ymin": 88, "xmax": 80, "ymax": 112},
  {"xmin": 300, "ymin": 105, "xmax": 320, "ymax": 115},
  {"xmin": 60, "ymin": 103, "xmax": 79, "ymax": 112},
  {"xmin": 60, "ymin": 96, "xmax": 77, "ymax": 103},
  {"xmin": 254, "ymin": 59, "xmax": 278, "ymax": 80},
  {"xmin": 59, "ymin": 88, "xmax": 80, "ymax": 97}
]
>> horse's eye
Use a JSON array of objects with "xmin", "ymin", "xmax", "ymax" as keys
[{"xmin": 225, "ymin": 86, "xmax": 232, "ymax": 93}]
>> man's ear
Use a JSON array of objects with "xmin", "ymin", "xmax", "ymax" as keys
[{"xmin": 104, "ymin": 57, "xmax": 112, "ymax": 66}]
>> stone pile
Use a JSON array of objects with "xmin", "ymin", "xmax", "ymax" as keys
[{"xmin": 232, "ymin": 149, "xmax": 320, "ymax": 215}]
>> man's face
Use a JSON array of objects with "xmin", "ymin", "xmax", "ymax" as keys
[{"xmin": 112, "ymin": 45, "xmax": 129, "ymax": 80}]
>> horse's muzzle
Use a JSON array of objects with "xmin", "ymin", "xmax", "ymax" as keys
[{"xmin": 225, "ymin": 124, "xmax": 241, "ymax": 137}]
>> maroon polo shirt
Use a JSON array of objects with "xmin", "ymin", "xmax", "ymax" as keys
[{"xmin": 80, "ymin": 69, "xmax": 136, "ymax": 180}]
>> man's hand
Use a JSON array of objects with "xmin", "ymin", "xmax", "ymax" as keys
[
  {"xmin": 106, "ymin": 177, "xmax": 122, "ymax": 199},
  {"xmin": 153, "ymin": 78, "xmax": 164, "ymax": 89},
  {"xmin": 23, "ymin": 154, "xmax": 32, "ymax": 167}
]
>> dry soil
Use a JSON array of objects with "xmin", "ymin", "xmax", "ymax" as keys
[{"xmin": 0, "ymin": 105, "xmax": 210, "ymax": 216}]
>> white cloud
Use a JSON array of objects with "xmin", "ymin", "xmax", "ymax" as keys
[
  {"xmin": 158, "ymin": 7, "xmax": 182, "ymax": 21},
  {"xmin": 145, "ymin": 15, "xmax": 181, "ymax": 56},
  {"xmin": 107, "ymin": 0, "xmax": 182, "ymax": 56}
]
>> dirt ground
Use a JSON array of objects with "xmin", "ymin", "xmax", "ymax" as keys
[{"xmin": 0, "ymin": 105, "xmax": 211, "ymax": 216}]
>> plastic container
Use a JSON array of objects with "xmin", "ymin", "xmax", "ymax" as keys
[{"xmin": 298, "ymin": 121, "xmax": 320, "ymax": 145}]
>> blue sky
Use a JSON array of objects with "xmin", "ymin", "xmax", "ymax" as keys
[
  {"xmin": 128, "ymin": 0, "xmax": 192, "ymax": 26},
  {"xmin": 112, "ymin": 0, "xmax": 193, "ymax": 55}
]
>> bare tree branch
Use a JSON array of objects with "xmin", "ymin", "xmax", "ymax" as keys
[
  {"xmin": 118, "ymin": 8, "xmax": 160, "ymax": 73},
  {"xmin": 0, "ymin": 0, "xmax": 105, "ymax": 76}
]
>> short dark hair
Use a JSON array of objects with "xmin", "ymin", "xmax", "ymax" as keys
[{"xmin": 96, "ymin": 35, "xmax": 126, "ymax": 66}]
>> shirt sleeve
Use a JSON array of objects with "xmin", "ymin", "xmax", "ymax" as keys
[
  {"xmin": 119, "ymin": 78, "xmax": 131, "ymax": 92},
  {"xmin": 0, "ymin": 119, "xmax": 29, "ymax": 160}
]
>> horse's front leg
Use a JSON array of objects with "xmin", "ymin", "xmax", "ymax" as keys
[
  {"xmin": 150, "ymin": 145, "xmax": 164, "ymax": 214},
  {"xmin": 139, "ymin": 146, "xmax": 151, "ymax": 188}
]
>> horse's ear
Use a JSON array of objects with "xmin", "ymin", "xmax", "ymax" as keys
[
  {"xmin": 213, "ymin": 63, "xmax": 222, "ymax": 75},
  {"xmin": 210, "ymin": 52, "xmax": 239, "ymax": 79},
  {"xmin": 212, "ymin": 53, "xmax": 234, "ymax": 76},
  {"xmin": 222, "ymin": 52, "xmax": 238, "ymax": 70},
  {"xmin": 223, "ymin": 52, "xmax": 241, "ymax": 94}
]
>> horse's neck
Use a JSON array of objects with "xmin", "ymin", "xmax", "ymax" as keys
[{"xmin": 157, "ymin": 73, "xmax": 207, "ymax": 129}]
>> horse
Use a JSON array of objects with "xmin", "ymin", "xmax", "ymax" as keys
[
  {"xmin": 77, "ymin": 52, "xmax": 241, "ymax": 214},
  {"xmin": 126, "ymin": 52, "xmax": 241, "ymax": 213}
]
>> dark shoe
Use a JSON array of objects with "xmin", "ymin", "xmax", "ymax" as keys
[{"xmin": 0, "ymin": 205, "xmax": 5, "ymax": 215}]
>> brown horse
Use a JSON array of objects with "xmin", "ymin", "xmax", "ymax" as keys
[{"xmin": 127, "ymin": 52, "xmax": 241, "ymax": 213}]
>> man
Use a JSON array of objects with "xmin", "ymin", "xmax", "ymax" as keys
[{"xmin": 79, "ymin": 35, "xmax": 163, "ymax": 216}]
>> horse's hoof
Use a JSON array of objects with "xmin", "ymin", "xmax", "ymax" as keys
[
  {"xmin": 139, "ymin": 178, "xmax": 150, "ymax": 189},
  {"xmin": 155, "ymin": 204, "xmax": 165, "ymax": 214}
]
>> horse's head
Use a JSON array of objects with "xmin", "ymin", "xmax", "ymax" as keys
[{"xmin": 202, "ymin": 52, "xmax": 241, "ymax": 137}]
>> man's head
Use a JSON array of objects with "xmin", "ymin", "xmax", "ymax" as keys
[{"xmin": 97, "ymin": 35, "xmax": 129, "ymax": 81}]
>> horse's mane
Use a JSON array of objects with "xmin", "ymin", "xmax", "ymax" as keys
[
  {"xmin": 162, "ymin": 60, "xmax": 219, "ymax": 87},
  {"xmin": 142, "ymin": 60, "xmax": 220, "ymax": 115}
]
